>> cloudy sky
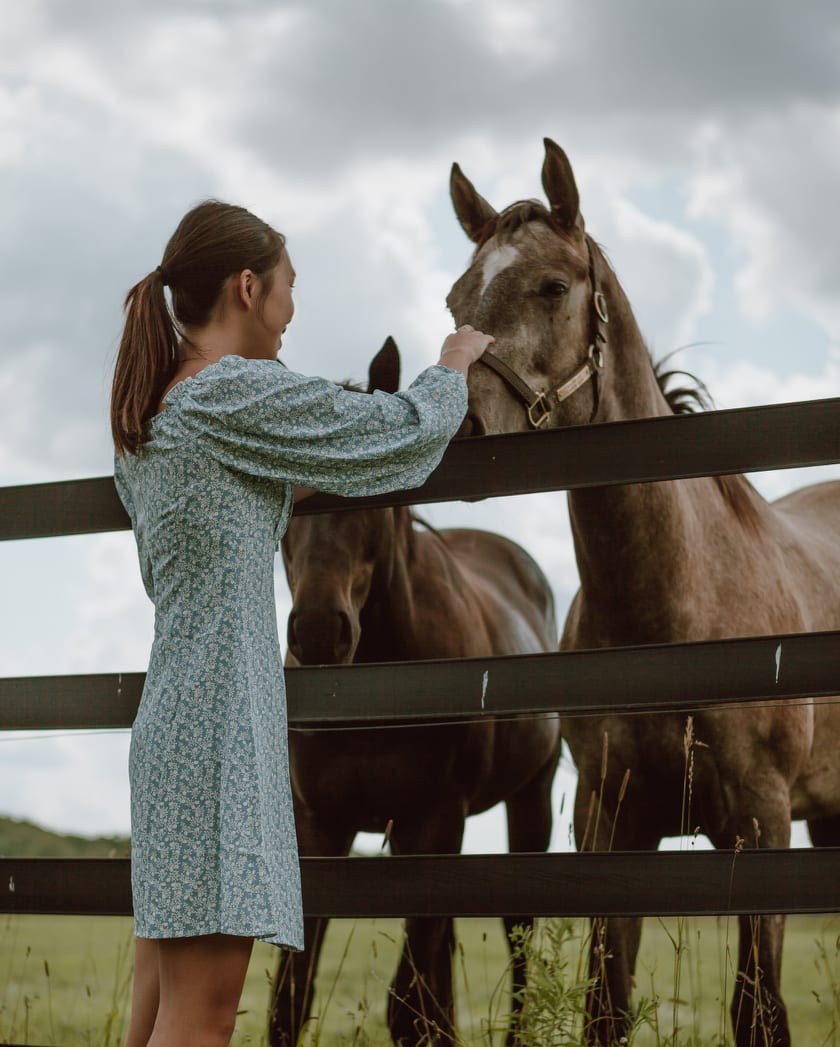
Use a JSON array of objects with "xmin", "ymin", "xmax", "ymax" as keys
[{"xmin": 1, "ymin": 0, "xmax": 838, "ymax": 854}]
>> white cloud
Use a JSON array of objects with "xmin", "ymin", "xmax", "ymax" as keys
[
  {"xmin": 694, "ymin": 345, "xmax": 840, "ymax": 412},
  {"xmin": 62, "ymin": 534, "xmax": 155, "ymax": 674},
  {"xmin": 598, "ymin": 196, "xmax": 715, "ymax": 354},
  {"xmin": 689, "ymin": 106, "xmax": 840, "ymax": 341},
  {"xmin": 0, "ymin": 345, "xmax": 58, "ymax": 480},
  {"xmin": 0, "ymin": 731, "xmax": 131, "ymax": 836}
]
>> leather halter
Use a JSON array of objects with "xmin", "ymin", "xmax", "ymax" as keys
[{"xmin": 477, "ymin": 235, "xmax": 609, "ymax": 428}]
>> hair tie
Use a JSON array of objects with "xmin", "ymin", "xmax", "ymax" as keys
[{"xmin": 156, "ymin": 265, "xmax": 169, "ymax": 286}]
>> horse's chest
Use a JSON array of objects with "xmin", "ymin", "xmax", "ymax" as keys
[{"xmin": 291, "ymin": 728, "xmax": 466, "ymax": 824}]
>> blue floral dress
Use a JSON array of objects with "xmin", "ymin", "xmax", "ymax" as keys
[{"xmin": 113, "ymin": 354, "xmax": 467, "ymax": 948}]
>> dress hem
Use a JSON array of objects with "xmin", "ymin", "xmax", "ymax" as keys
[{"xmin": 133, "ymin": 924, "xmax": 303, "ymax": 951}]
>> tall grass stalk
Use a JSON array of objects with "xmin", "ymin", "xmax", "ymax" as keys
[
  {"xmin": 456, "ymin": 928, "xmax": 508, "ymax": 1045},
  {"xmin": 668, "ymin": 716, "xmax": 698, "ymax": 1043},
  {"xmin": 813, "ymin": 924, "xmax": 840, "ymax": 1046},
  {"xmin": 307, "ymin": 920, "xmax": 358, "ymax": 1045},
  {"xmin": 591, "ymin": 731, "xmax": 609, "ymax": 853},
  {"xmin": 44, "ymin": 957, "xmax": 56, "ymax": 1044},
  {"xmin": 100, "ymin": 931, "xmax": 133, "ymax": 1047}
]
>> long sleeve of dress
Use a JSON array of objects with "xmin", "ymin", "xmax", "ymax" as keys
[{"xmin": 173, "ymin": 355, "xmax": 467, "ymax": 497}]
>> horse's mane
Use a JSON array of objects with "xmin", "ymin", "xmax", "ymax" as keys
[
  {"xmin": 411, "ymin": 512, "xmax": 443, "ymax": 537},
  {"xmin": 652, "ymin": 353, "xmax": 714, "ymax": 416},
  {"xmin": 475, "ymin": 199, "xmax": 567, "ymax": 250},
  {"xmin": 652, "ymin": 354, "xmax": 765, "ymax": 534}
]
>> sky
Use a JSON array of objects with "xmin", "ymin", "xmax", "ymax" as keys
[{"xmin": 1, "ymin": 0, "xmax": 838, "ymax": 855}]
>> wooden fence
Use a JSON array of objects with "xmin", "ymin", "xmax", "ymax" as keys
[{"xmin": 2, "ymin": 396, "xmax": 840, "ymax": 927}]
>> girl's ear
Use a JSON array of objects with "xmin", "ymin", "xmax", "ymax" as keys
[{"xmin": 236, "ymin": 269, "xmax": 256, "ymax": 309}]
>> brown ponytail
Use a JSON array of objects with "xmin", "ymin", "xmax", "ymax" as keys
[
  {"xmin": 111, "ymin": 269, "xmax": 178, "ymax": 455},
  {"xmin": 111, "ymin": 200, "xmax": 286, "ymax": 455}
]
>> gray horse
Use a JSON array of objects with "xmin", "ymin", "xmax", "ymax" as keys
[{"xmin": 447, "ymin": 137, "xmax": 840, "ymax": 1046}]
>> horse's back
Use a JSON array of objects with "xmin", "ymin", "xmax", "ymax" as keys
[
  {"xmin": 770, "ymin": 479, "xmax": 840, "ymax": 626},
  {"xmin": 431, "ymin": 527, "xmax": 558, "ymax": 653},
  {"xmin": 773, "ymin": 478, "xmax": 840, "ymax": 534}
]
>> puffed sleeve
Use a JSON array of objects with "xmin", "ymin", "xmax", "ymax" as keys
[{"xmin": 175, "ymin": 355, "xmax": 467, "ymax": 497}]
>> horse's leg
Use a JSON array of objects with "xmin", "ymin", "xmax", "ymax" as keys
[
  {"xmin": 727, "ymin": 913, "xmax": 789, "ymax": 1047},
  {"xmin": 387, "ymin": 806, "xmax": 467, "ymax": 1047},
  {"xmin": 584, "ymin": 914, "xmax": 645, "ymax": 1047},
  {"xmin": 573, "ymin": 773, "xmax": 657, "ymax": 1047},
  {"xmin": 270, "ymin": 918, "xmax": 328, "ymax": 1047},
  {"xmin": 502, "ymin": 761, "xmax": 557, "ymax": 1046},
  {"xmin": 709, "ymin": 786, "xmax": 792, "ymax": 1047},
  {"xmin": 268, "ymin": 815, "xmax": 355, "ymax": 1047}
]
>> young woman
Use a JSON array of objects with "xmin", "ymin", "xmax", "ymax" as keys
[{"xmin": 111, "ymin": 200, "xmax": 493, "ymax": 1047}]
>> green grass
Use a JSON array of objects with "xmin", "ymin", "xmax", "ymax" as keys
[
  {"xmin": 513, "ymin": 915, "xmax": 840, "ymax": 1046},
  {"xmin": 2, "ymin": 913, "xmax": 840, "ymax": 1045},
  {"xmin": 0, "ymin": 914, "xmax": 134, "ymax": 1047}
]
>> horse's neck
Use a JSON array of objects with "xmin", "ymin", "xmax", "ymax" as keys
[
  {"xmin": 569, "ymin": 474, "xmax": 776, "ymax": 643},
  {"xmin": 596, "ymin": 276, "xmax": 671, "ymax": 424},
  {"xmin": 356, "ymin": 510, "xmax": 421, "ymax": 660},
  {"xmin": 568, "ymin": 286, "xmax": 774, "ymax": 642}
]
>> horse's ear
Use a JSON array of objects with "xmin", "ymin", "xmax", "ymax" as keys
[
  {"xmin": 450, "ymin": 162, "xmax": 497, "ymax": 244},
  {"xmin": 368, "ymin": 335, "xmax": 401, "ymax": 394},
  {"xmin": 541, "ymin": 138, "xmax": 581, "ymax": 232}
]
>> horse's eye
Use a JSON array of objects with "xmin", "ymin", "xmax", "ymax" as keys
[{"xmin": 538, "ymin": 279, "xmax": 568, "ymax": 299}]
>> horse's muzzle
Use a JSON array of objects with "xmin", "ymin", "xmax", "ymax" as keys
[{"xmin": 287, "ymin": 608, "xmax": 355, "ymax": 665}]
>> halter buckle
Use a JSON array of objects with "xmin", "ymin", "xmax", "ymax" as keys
[
  {"xmin": 589, "ymin": 343, "xmax": 605, "ymax": 371},
  {"xmin": 594, "ymin": 291, "xmax": 609, "ymax": 324},
  {"xmin": 527, "ymin": 391, "xmax": 551, "ymax": 429}
]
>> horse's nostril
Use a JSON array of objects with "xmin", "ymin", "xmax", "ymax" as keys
[
  {"xmin": 287, "ymin": 607, "xmax": 355, "ymax": 665},
  {"xmin": 287, "ymin": 611, "xmax": 303, "ymax": 660},
  {"xmin": 336, "ymin": 611, "xmax": 351, "ymax": 644},
  {"xmin": 335, "ymin": 611, "xmax": 352, "ymax": 660}
]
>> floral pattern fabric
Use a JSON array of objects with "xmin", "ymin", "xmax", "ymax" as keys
[{"xmin": 114, "ymin": 354, "xmax": 467, "ymax": 947}]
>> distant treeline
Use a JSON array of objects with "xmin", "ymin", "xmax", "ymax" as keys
[{"xmin": 0, "ymin": 815, "xmax": 130, "ymax": 858}]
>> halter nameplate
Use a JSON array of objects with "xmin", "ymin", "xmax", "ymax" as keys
[{"xmin": 555, "ymin": 360, "xmax": 595, "ymax": 403}]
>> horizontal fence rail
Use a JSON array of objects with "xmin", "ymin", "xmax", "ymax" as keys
[
  {"xmin": 2, "ymin": 398, "xmax": 839, "ymax": 934},
  {"xmin": 3, "ymin": 850, "xmax": 840, "ymax": 919},
  {"xmin": 2, "ymin": 397, "xmax": 838, "ymax": 541},
  {"xmin": 1, "ymin": 630, "xmax": 838, "ymax": 731}
]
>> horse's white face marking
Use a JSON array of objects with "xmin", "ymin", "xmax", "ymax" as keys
[{"xmin": 480, "ymin": 244, "xmax": 519, "ymax": 297}]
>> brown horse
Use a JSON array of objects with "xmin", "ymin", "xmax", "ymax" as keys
[
  {"xmin": 269, "ymin": 337, "xmax": 562, "ymax": 1047},
  {"xmin": 446, "ymin": 138, "xmax": 840, "ymax": 1047}
]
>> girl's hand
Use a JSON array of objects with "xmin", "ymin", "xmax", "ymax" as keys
[{"xmin": 437, "ymin": 325, "xmax": 494, "ymax": 374}]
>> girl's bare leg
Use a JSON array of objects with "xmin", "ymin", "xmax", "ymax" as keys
[
  {"xmin": 148, "ymin": 933, "xmax": 254, "ymax": 1047},
  {"xmin": 125, "ymin": 937, "xmax": 161, "ymax": 1047}
]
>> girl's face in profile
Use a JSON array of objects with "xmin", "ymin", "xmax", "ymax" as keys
[{"xmin": 259, "ymin": 251, "xmax": 296, "ymax": 354}]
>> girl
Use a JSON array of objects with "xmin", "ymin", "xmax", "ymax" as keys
[{"xmin": 111, "ymin": 200, "xmax": 492, "ymax": 1047}]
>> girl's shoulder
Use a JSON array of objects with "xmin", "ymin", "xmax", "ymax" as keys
[
  {"xmin": 185, "ymin": 353, "xmax": 280, "ymax": 389},
  {"xmin": 160, "ymin": 355, "xmax": 290, "ymax": 411}
]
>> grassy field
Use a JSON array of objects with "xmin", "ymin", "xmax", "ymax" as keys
[{"xmin": 2, "ymin": 912, "xmax": 840, "ymax": 1045}]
